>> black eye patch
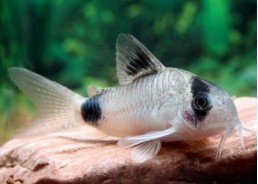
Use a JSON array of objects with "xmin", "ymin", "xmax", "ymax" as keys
[{"xmin": 190, "ymin": 77, "xmax": 213, "ymax": 122}]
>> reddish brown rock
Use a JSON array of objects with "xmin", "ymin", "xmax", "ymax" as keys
[{"xmin": 0, "ymin": 97, "xmax": 256, "ymax": 184}]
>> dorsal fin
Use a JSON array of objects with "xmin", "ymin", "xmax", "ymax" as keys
[
  {"xmin": 87, "ymin": 86, "xmax": 103, "ymax": 97},
  {"xmin": 116, "ymin": 34, "xmax": 166, "ymax": 85}
]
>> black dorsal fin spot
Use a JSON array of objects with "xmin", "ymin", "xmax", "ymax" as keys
[
  {"xmin": 116, "ymin": 34, "xmax": 166, "ymax": 85},
  {"xmin": 126, "ymin": 51, "xmax": 156, "ymax": 76},
  {"xmin": 81, "ymin": 96, "xmax": 102, "ymax": 126}
]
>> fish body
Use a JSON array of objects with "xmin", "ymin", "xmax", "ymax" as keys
[{"xmin": 9, "ymin": 34, "xmax": 246, "ymax": 162}]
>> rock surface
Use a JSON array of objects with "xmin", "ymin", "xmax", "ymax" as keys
[{"xmin": 0, "ymin": 97, "xmax": 256, "ymax": 184}]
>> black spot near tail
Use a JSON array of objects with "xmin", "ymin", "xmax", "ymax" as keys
[{"xmin": 81, "ymin": 96, "xmax": 102, "ymax": 126}]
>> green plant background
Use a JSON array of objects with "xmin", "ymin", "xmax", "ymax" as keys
[{"xmin": 0, "ymin": 0, "xmax": 256, "ymax": 144}]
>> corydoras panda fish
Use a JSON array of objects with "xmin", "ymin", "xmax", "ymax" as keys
[{"xmin": 8, "ymin": 34, "xmax": 247, "ymax": 163}]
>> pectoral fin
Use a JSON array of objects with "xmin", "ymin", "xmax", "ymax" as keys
[{"xmin": 118, "ymin": 127, "xmax": 176, "ymax": 162}]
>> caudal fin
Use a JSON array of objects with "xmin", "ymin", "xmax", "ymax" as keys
[{"xmin": 8, "ymin": 67, "xmax": 85, "ymax": 137}]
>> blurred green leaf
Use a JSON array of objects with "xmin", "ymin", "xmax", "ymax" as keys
[{"xmin": 201, "ymin": 0, "xmax": 230, "ymax": 54}]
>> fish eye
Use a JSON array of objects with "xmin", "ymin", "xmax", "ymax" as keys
[{"xmin": 193, "ymin": 94, "xmax": 211, "ymax": 111}]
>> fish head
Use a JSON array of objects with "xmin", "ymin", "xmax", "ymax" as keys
[{"xmin": 178, "ymin": 75, "xmax": 244, "ymax": 157}]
